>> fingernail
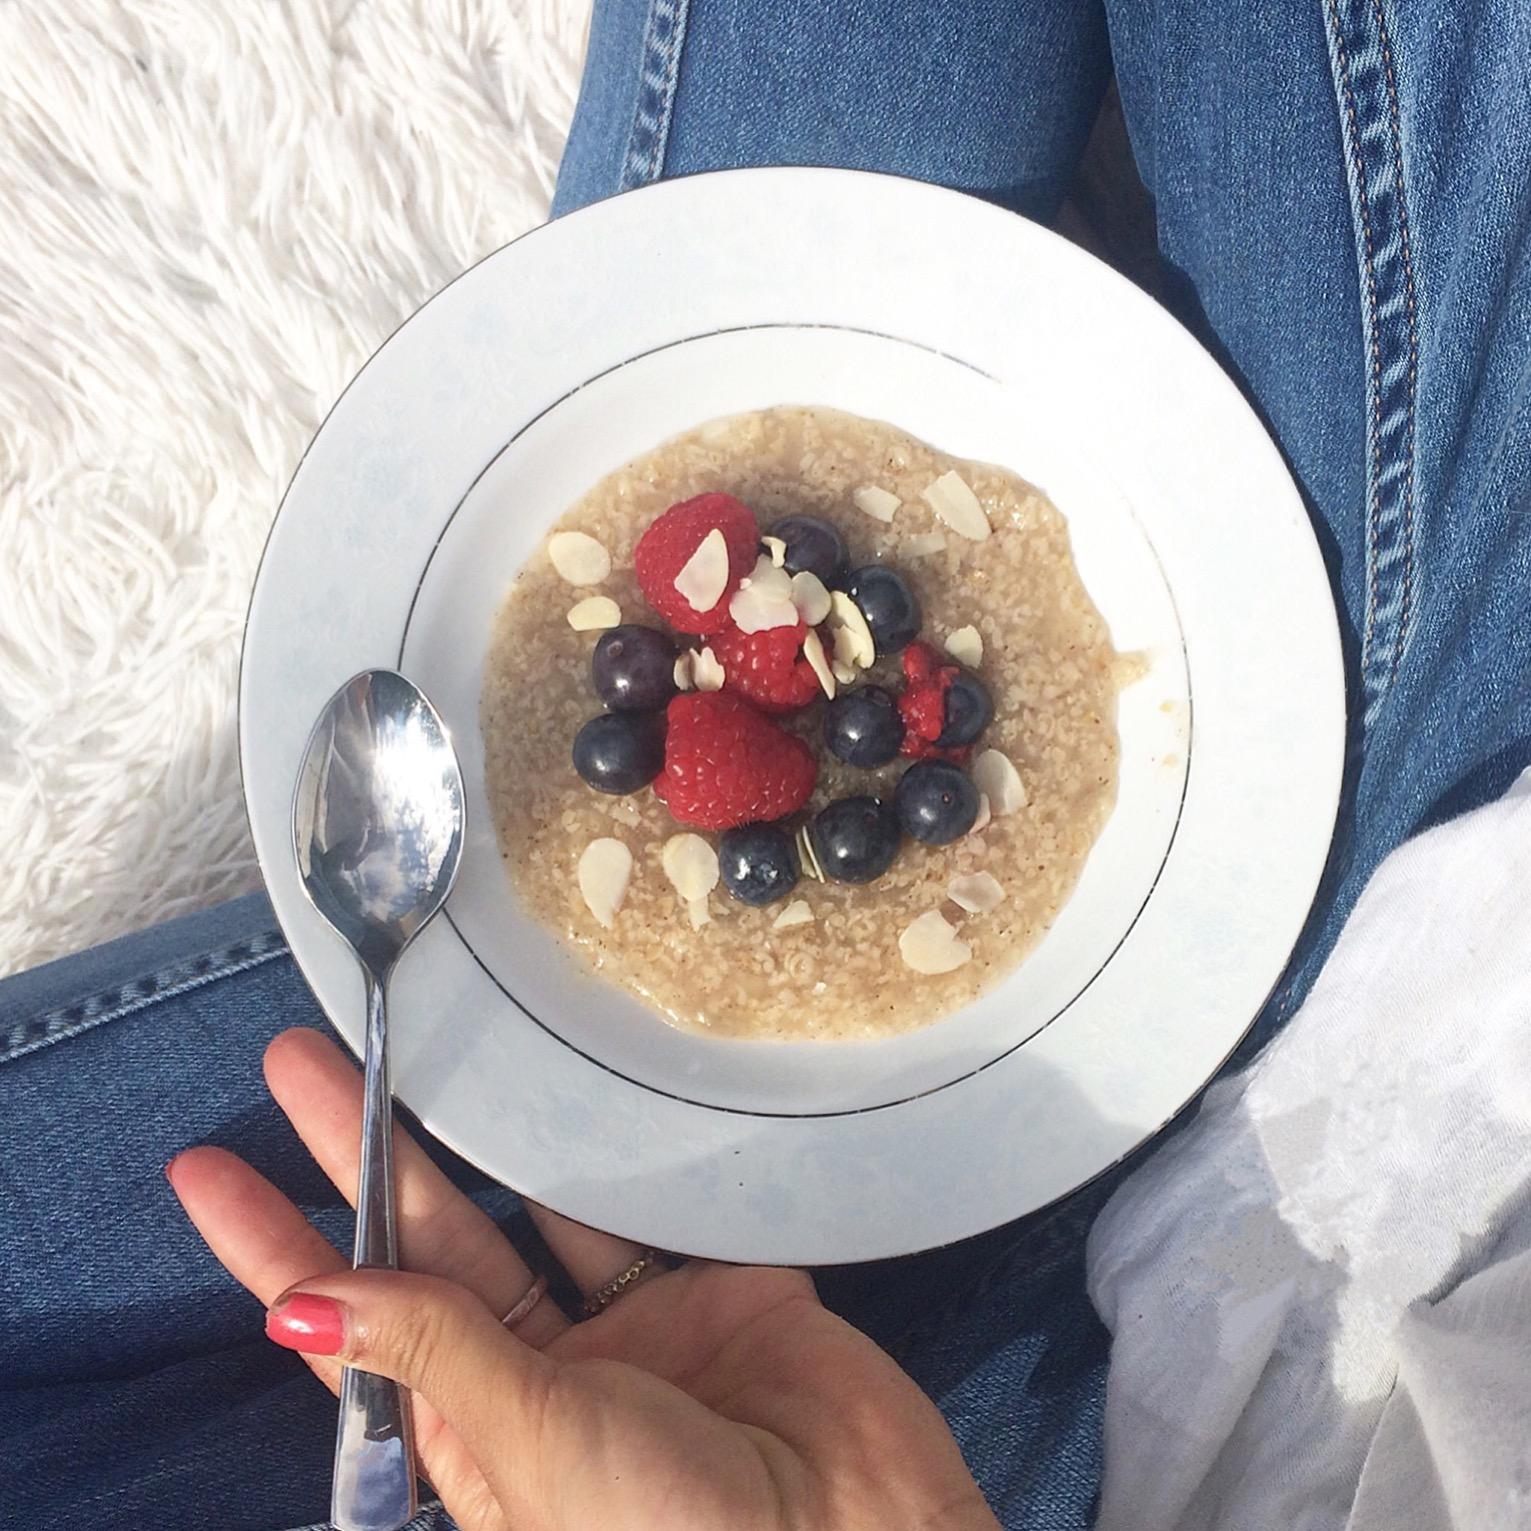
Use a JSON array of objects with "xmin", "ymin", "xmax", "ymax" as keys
[{"xmin": 266, "ymin": 1293, "xmax": 345, "ymax": 1355}]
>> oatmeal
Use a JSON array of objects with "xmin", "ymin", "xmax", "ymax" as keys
[{"xmin": 482, "ymin": 406, "xmax": 1120, "ymax": 1041}]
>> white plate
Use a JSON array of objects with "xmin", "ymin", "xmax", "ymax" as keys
[{"xmin": 240, "ymin": 168, "xmax": 1344, "ymax": 1264}]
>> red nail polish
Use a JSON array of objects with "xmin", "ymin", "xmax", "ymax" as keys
[{"xmin": 266, "ymin": 1294, "xmax": 345, "ymax": 1355}]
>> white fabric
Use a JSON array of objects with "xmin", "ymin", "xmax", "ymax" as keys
[
  {"xmin": 0, "ymin": 1, "xmax": 587, "ymax": 975},
  {"xmin": 1089, "ymin": 771, "xmax": 1531, "ymax": 1530}
]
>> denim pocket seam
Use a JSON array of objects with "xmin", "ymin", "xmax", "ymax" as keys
[
  {"xmin": 0, "ymin": 930, "xmax": 289, "ymax": 1067},
  {"xmin": 619, "ymin": 0, "xmax": 692, "ymax": 190},
  {"xmin": 1322, "ymin": 0, "xmax": 1421, "ymax": 730}
]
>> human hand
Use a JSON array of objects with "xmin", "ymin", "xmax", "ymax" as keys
[{"xmin": 169, "ymin": 1028, "xmax": 998, "ymax": 1531}]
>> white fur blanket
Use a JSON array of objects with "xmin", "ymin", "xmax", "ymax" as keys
[{"xmin": 0, "ymin": 1, "xmax": 586, "ymax": 974}]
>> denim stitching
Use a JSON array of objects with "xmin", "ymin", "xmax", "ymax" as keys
[
  {"xmin": 0, "ymin": 930, "xmax": 289, "ymax": 1066},
  {"xmin": 619, "ymin": 0, "xmax": 692, "ymax": 190},
  {"xmin": 1322, "ymin": 0, "xmax": 1420, "ymax": 729},
  {"xmin": 1371, "ymin": 0, "xmax": 1420, "ymax": 697}
]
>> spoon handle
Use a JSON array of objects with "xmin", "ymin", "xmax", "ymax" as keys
[{"xmin": 331, "ymin": 967, "xmax": 418, "ymax": 1531}]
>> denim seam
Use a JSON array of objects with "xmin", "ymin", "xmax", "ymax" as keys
[
  {"xmin": 0, "ymin": 930, "xmax": 289, "ymax": 1066},
  {"xmin": 1322, "ymin": 0, "xmax": 1421, "ymax": 731},
  {"xmin": 618, "ymin": 0, "xmax": 692, "ymax": 190}
]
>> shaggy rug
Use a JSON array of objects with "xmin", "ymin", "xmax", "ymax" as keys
[{"xmin": 0, "ymin": 1, "xmax": 587, "ymax": 975}]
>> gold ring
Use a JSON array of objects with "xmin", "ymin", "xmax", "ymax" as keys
[
  {"xmin": 499, "ymin": 1273, "xmax": 549, "ymax": 1331},
  {"xmin": 582, "ymin": 1249, "xmax": 664, "ymax": 1316}
]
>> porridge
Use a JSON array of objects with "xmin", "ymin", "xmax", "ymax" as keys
[{"xmin": 482, "ymin": 406, "xmax": 1121, "ymax": 1041}]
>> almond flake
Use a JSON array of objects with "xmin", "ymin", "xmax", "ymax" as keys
[
  {"xmin": 829, "ymin": 591, "xmax": 876, "ymax": 668},
  {"xmin": 566, "ymin": 595, "xmax": 621, "ymax": 631},
  {"xmin": 899, "ymin": 910, "xmax": 972, "ymax": 974},
  {"xmin": 969, "ymin": 792, "xmax": 992, "ymax": 835},
  {"xmin": 920, "ymin": 471, "xmax": 991, "ymax": 542},
  {"xmin": 729, "ymin": 583, "xmax": 800, "ymax": 633},
  {"xmin": 577, "ymin": 838, "xmax": 632, "ymax": 929},
  {"xmin": 853, "ymin": 484, "xmax": 901, "ymax": 523},
  {"xmin": 790, "ymin": 570, "xmax": 832, "ymax": 626},
  {"xmin": 548, "ymin": 531, "xmax": 611, "ymax": 586},
  {"xmin": 802, "ymin": 627, "xmax": 836, "ymax": 699},
  {"xmin": 740, "ymin": 553, "xmax": 793, "ymax": 600},
  {"xmin": 831, "ymin": 660, "xmax": 858, "ymax": 685},
  {"xmin": 772, "ymin": 899, "xmax": 814, "ymax": 930},
  {"xmin": 948, "ymin": 871, "xmax": 1005, "ymax": 914},
  {"xmin": 662, "ymin": 833, "xmax": 720, "ymax": 903},
  {"xmin": 762, "ymin": 535, "xmax": 788, "ymax": 568},
  {"xmin": 674, "ymin": 528, "xmax": 730, "ymax": 612},
  {"xmin": 796, "ymin": 823, "xmax": 826, "ymax": 882},
  {"xmin": 944, "ymin": 625, "xmax": 983, "ymax": 667},
  {"xmin": 973, "ymin": 749, "xmax": 1027, "ymax": 815},
  {"xmin": 692, "ymin": 645, "xmax": 725, "ymax": 691},
  {"xmin": 904, "ymin": 531, "xmax": 948, "ymax": 558},
  {"xmin": 686, "ymin": 896, "xmax": 711, "ymax": 930},
  {"xmin": 673, "ymin": 652, "xmax": 695, "ymax": 691}
]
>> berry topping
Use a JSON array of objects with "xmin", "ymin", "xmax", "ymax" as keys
[
  {"xmin": 635, "ymin": 493, "xmax": 759, "ymax": 634},
  {"xmin": 841, "ymin": 564, "xmax": 922, "ymax": 655},
  {"xmin": 766, "ymin": 514, "xmax": 849, "ymax": 586},
  {"xmin": 653, "ymin": 692, "xmax": 817, "ymax": 829},
  {"xmin": 894, "ymin": 759, "xmax": 980, "ymax": 845},
  {"xmin": 713, "ymin": 620, "xmax": 823, "ymax": 714},
  {"xmin": 898, "ymin": 642, "xmax": 991, "ymax": 761},
  {"xmin": 823, "ymin": 685, "xmax": 905, "ymax": 767},
  {"xmin": 572, "ymin": 712, "xmax": 667, "ymax": 795},
  {"xmin": 810, "ymin": 796, "xmax": 902, "ymax": 884},
  {"xmin": 719, "ymin": 823, "xmax": 802, "ymax": 906},
  {"xmin": 592, "ymin": 625, "xmax": 679, "ymax": 711}
]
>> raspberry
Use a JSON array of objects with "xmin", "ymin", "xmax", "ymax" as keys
[
  {"xmin": 654, "ymin": 692, "xmax": 818, "ymax": 829},
  {"xmin": 713, "ymin": 619, "xmax": 824, "ymax": 714},
  {"xmin": 898, "ymin": 643, "xmax": 971, "ymax": 764},
  {"xmin": 634, "ymin": 493, "xmax": 759, "ymax": 635}
]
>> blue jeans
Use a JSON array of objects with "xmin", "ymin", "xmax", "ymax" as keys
[{"xmin": 5, "ymin": 2, "xmax": 1528, "ymax": 1527}]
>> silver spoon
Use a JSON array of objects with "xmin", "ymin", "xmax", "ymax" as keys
[{"xmin": 293, "ymin": 669, "xmax": 466, "ymax": 1531}]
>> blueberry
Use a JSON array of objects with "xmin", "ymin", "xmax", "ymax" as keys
[
  {"xmin": 719, "ymin": 823, "xmax": 801, "ymax": 906},
  {"xmin": 811, "ymin": 796, "xmax": 901, "ymax": 884},
  {"xmin": 893, "ymin": 760, "xmax": 979, "ymax": 845},
  {"xmin": 572, "ymin": 712, "xmax": 666, "ymax": 795},
  {"xmin": 841, "ymin": 565, "xmax": 922, "ymax": 655},
  {"xmin": 766, "ymin": 515, "xmax": 848, "ymax": 585},
  {"xmin": 823, "ymin": 685, "xmax": 904, "ymax": 767},
  {"xmin": 938, "ymin": 670, "xmax": 993, "ymax": 747},
  {"xmin": 592, "ymin": 625, "xmax": 678, "ymax": 712}
]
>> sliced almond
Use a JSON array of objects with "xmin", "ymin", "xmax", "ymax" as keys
[
  {"xmin": 944, "ymin": 625, "xmax": 983, "ymax": 667},
  {"xmin": 674, "ymin": 528, "xmax": 730, "ymax": 612},
  {"xmin": 772, "ymin": 899, "xmax": 814, "ymax": 930},
  {"xmin": 692, "ymin": 645, "xmax": 725, "ymax": 691},
  {"xmin": 903, "ymin": 531, "xmax": 948, "ymax": 558},
  {"xmin": 973, "ymin": 749, "xmax": 1027, "ymax": 815},
  {"xmin": 762, "ymin": 534, "xmax": 788, "ymax": 568},
  {"xmin": 831, "ymin": 659, "xmax": 858, "ymax": 685},
  {"xmin": 673, "ymin": 652, "xmax": 695, "ymax": 691},
  {"xmin": 801, "ymin": 627, "xmax": 836, "ymax": 700},
  {"xmin": 577, "ymin": 838, "xmax": 632, "ymax": 929},
  {"xmin": 740, "ymin": 554, "xmax": 794, "ymax": 601},
  {"xmin": 920, "ymin": 471, "xmax": 991, "ymax": 542},
  {"xmin": 796, "ymin": 822, "xmax": 826, "ymax": 883},
  {"xmin": 566, "ymin": 595, "xmax": 622, "ymax": 631},
  {"xmin": 548, "ymin": 531, "xmax": 611, "ymax": 586},
  {"xmin": 686, "ymin": 896, "xmax": 712, "ymax": 930},
  {"xmin": 948, "ymin": 871, "xmax": 1005, "ymax": 914},
  {"xmin": 969, "ymin": 792, "xmax": 992, "ymax": 835},
  {"xmin": 829, "ymin": 591, "xmax": 876, "ymax": 669},
  {"xmin": 899, "ymin": 910, "xmax": 972, "ymax": 974},
  {"xmin": 790, "ymin": 570, "xmax": 832, "ymax": 626},
  {"xmin": 853, "ymin": 484, "xmax": 901, "ymax": 523},
  {"xmin": 729, "ymin": 583, "xmax": 801, "ymax": 633},
  {"xmin": 662, "ymin": 833, "xmax": 720, "ymax": 903}
]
